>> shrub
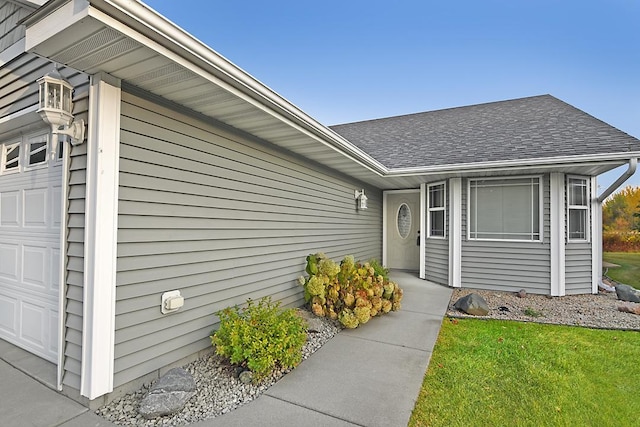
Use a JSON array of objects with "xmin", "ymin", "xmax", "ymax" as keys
[
  {"xmin": 603, "ymin": 231, "xmax": 640, "ymax": 252},
  {"xmin": 299, "ymin": 253, "xmax": 403, "ymax": 328},
  {"xmin": 210, "ymin": 296, "xmax": 307, "ymax": 380}
]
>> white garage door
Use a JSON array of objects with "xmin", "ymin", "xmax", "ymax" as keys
[{"xmin": 0, "ymin": 131, "xmax": 62, "ymax": 363}]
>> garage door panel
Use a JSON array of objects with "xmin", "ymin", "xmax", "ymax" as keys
[
  {"xmin": 24, "ymin": 187, "xmax": 48, "ymax": 228},
  {"xmin": 0, "ymin": 243, "xmax": 18, "ymax": 280},
  {"xmin": 1, "ymin": 190, "xmax": 20, "ymax": 226},
  {"xmin": 22, "ymin": 244, "xmax": 48, "ymax": 289},
  {"xmin": 0, "ymin": 293, "xmax": 17, "ymax": 336},
  {"xmin": 52, "ymin": 185, "xmax": 62, "ymax": 226}
]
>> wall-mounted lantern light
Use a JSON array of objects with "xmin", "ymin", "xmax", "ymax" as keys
[
  {"xmin": 37, "ymin": 70, "xmax": 85, "ymax": 145},
  {"xmin": 354, "ymin": 189, "xmax": 368, "ymax": 210}
]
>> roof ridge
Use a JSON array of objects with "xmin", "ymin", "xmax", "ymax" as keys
[{"xmin": 330, "ymin": 94, "xmax": 554, "ymax": 127}]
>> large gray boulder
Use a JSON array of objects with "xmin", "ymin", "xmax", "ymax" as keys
[
  {"xmin": 615, "ymin": 284, "xmax": 640, "ymax": 303},
  {"xmin": 139, "ymin": 367, "xmax": 196, "ymax": 419},
  {"xmin": 454, "ymin": 293, "xmax": 490, "ymax": 316}
]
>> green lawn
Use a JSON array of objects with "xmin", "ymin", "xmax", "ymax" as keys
[
  {"xmin": 409, "ymin": 318, "xmax": 640, "ymax": 427},
  {"xmin": 603, "ymin": 252, "xmax": 640, "ymax": 289}
]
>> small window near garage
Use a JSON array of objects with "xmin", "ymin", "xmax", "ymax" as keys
[
  {"xmin": 397, "ymin": 203, "xmax": 412, "ymax": 239},
  {"xmin": 428, "ymin": 182, "xmax": 446, "ymax": 238},
  {"xmin": 2, "ymin": 142, "xmax": 20, "ymax": 173},
  {"xmin": 28, "ymin": 134, "xmax": 48, "ymax": 167},
  {"xmin": 567, "ymin": 177, "xmax": 589, "ymax": 242}
]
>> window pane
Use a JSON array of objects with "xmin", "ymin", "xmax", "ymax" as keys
[
  {"xmin": 568, "ymin": 178, "xmax": 587, "ymax": 206},
  {"xmin": 470, "ymin": 178, "xmax": 540, "ymax": 240},
  {"xmin": 4, "ymin": 143, "xmax": 19, "ymax": 170},
  {"xmin": 429, "ymin": 184, "xmax": 444, "ymax": 208},
  {"xmin": 29, "ymin": 140, "xmax": 47, "ymax": 165},
  {"xmin": 397, "ymin": 203, "xmax": 411, "ymax": 239},
  {"xmin": 568, "ymin": 209, "xmax": 587, "ymax": 240},
  {"xmin": 430, "ymin": 211, "xmax": 445, "ymax": 237}
]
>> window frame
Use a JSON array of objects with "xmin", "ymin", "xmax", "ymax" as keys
[
  {"xmin": 427, "ymin": 181, "xmax": 446, "ymax": 239},
  {"xmin": 467, "ymin": 175, "xmax": 544, "ymax": 242},
  {"xmin": 1, "ymin": 140, "xmax": 21, "ymax": 175},
  {"xmin": 566, "ymin": 175, "xmax": 590, "ymax": 243},
  {"xmin": 24, "ymin": 132, "xmax": 49, "ymax": 170},
  {"xmin": 396, "ymin": 202, "xmax": 412, "ymax": 240}
]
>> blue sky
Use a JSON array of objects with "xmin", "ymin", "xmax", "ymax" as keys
[{"xmin": 143, "ymin": 0, "xmax": 639, "ymax": 194}]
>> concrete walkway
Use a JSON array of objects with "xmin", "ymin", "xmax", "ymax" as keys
[{"xmin": 0, "ymin": 271, "xmax": 452, "ymax": 427}]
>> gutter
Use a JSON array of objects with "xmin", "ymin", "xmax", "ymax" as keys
[{"xmin": 597, "ymin": 158, "xmax": 637, "ymax": 203}]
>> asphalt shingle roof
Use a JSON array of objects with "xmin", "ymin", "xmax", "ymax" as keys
[{"xmin": 330, "ymin": 95, "xmax": 639, "ymax": 170}]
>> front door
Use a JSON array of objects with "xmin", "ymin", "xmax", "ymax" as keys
[{"xmin": 386, "ymin": 191, "xmax": 420, "ymax": 271}]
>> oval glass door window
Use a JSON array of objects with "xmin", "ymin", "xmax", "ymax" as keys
[{"xmin": 397, "ymin": 203, "xmax": 412, "ymax": 239}]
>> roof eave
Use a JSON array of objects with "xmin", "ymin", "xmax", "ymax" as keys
[
  {"xmin": 384, "ymin": 152, "xmax": 640, "ymax": 177},
  {"xmin": 23, "ymin": 0, "xmax": 388, "ymax": 177}
]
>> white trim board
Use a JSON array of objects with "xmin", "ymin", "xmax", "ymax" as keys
[{"xmin": 81, "ymin": 72, "xmax": 121, "ymax": 400}]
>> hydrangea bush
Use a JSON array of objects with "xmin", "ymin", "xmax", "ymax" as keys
[{"xmin": 299, "ymin": 253, "xmax": 403, "ymax": 328}]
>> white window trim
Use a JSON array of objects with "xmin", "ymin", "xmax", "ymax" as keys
[
  {"xmin": 23, "ymin": 132, "xmax": 50, "ymax": 171},
  {"xmin": 427, "ymin": 181, "xmax": 446, "ymax": 239},
  {"xmin": 1, "ymin": 140, "xmax": 22, "ymax": 175},
  {"xmin": 567, "ymin": 175, "xmax": 590, "ymax": 243},
  {"xmin": 467, "ymin": 175, "xmax": 544, "ymax": 243}
]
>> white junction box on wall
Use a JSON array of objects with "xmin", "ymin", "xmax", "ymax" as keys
[{"xmin": 161, "ymin": 290, "xmax": 184, "ymax": 314}]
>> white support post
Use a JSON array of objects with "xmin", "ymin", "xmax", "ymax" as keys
[
  {"xmin": 591, "ymin": 176, "xmax": 601, "ymax": 294},
  {"xmin": 550, "ymin": 172, "xmax": 566, "ymax": 296},
  {"xmin": 448, "ymin": 178, "xmax": 462, "ymax": 287},
  {"xmin": 382, "ymin": 191, "xmax": 388, "ymax": 267},
  {"xmin": 419, "ymin": 183, "xmax": 426, "ymax": 279},
  {"xmin": 81, "ymin": 72, "xmax": 121, "ymax": 400}
]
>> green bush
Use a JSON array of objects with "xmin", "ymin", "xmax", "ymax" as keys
[
  {"xmin": 210, "ymin": 297, "xmax": 307, "ymax": 380},
  {"xmin": 299, "ymin": 253, "xmax": 403, "ymax": 328}
]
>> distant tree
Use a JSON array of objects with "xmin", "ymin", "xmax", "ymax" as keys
[{"xmin": 602, "ymin": 186, "xmax": 640, "ymax": 232}]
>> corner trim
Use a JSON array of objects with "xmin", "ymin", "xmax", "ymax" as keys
[
  {"xmin": 550, "ymin": 172, "xmax": 566, "ymax": 296},
  {"xmin": 591, "ymin": 176, "xmax": 601, "ymax": 294},
  {"xmin": 448, "ymin": 178, "xmax": 462, "ymax": 287},
  {"xmin": 81, "ymin": 73, "xmax": 121, "ymax": 400},
  {"xmin": 419, "ymin": 184, "xmax": 426, "ymax": 279}
]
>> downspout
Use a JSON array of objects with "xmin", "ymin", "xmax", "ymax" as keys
[
  {"xmin": 598, "ymin": 158, "xmax": 637, "ymax": 203},
  {"xmin": 594, "ymin": 157, "xmax": 637, "ymax": 293},
  {"xmin": 57, "ymin": 134, "xmax": 70, "ymax": 391}
]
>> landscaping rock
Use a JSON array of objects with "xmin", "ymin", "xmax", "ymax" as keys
[
  {"xmin": 615, "ymin": 284, "xmax": 640, "ymax": 303},
  {"xmin": 453, "ymin": 293, "xmax": 490, "ymax": 316},
  {"xmin": 296, "ymin": 308, "xmax": 324, "ymax": 332},
  {"xmin": 138, "ymin": 367, "xmax": 196, "ymax": 419},
  {"xmin": 516, "ymin": 289, "xmax": 527, "ymax": 298}
]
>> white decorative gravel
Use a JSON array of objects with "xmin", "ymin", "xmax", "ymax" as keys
[
  {"xmin": 95, "ymin": 312, "xmax": 341, "ymax": 426},
  {"xmin": 447, "ymin": 287, "xmax": 640, "ymax": 331}
]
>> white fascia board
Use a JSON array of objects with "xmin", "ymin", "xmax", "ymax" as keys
[
  {"xmin": 81, "ymin": 72, "xmax": 121, "ymax": 400},
  {"xmin": 24, "ymin": 0, "xmax": 90, "ymax": 52},
  {"xmin": 385, "ymin": 153, "xmax": 640, "ymax": 177},
  {"xmin": 550, "ymin": 172, "xmax": 566, "ymax": 297},
  {"xmin": 448, "ymin": 178, "xmax": 462, "ymax": 288}
]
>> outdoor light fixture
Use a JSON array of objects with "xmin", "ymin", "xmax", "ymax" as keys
[
  {"xmin": 37, "ymin": 70, "xmax": 85, "ymax": 145},
  {"xmin": 355, "ymin": 189, "xmax": 368, "ymax": 210}
]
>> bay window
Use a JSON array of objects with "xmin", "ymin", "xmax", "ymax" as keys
[{"xmin": 469, "ymin": 177, "xmax": 542, "ymax": 241}]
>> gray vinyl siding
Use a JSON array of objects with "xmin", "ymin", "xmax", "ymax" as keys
[
  {"xmin": 0, "ymin": 2, "xmax": 31, "ymax": 52},
  {"xmin": 461, "ymin": 175, "xmax": 551, "ymax": 294},
  {"xmin": 113, "ymin": 91, "xmax": 382, "ymax": 387},
  {"xmin": 425, "ymin": 181, "xmax": 449, "ymax": 285},
  {"xmin": 565, "ymin": 244, "xmax": 592, "ymax": 294}
]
